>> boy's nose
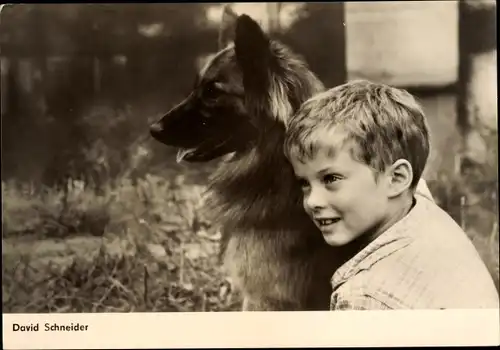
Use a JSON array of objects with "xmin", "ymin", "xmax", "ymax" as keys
[{"xmin": 304, "ymin": 187, "xmax": 328, "ymax": 212}]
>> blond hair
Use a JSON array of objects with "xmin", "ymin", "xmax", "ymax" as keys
[{"xmin": 284, "ymin": 80, "xmax": 430, "ymax": 189}]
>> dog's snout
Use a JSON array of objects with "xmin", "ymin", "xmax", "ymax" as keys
[{"xmin": 150, "ymin": 122, "xmax": 163, "ymax": 135}]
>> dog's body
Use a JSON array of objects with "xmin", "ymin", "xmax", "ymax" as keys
[{"xmin": 151, "ymin": 10, "xmax": 353, "ymax": 310}]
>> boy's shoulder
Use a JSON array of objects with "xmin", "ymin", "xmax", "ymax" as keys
[
  {"xmin": 331, "ymin": 196, "xmax": 500, "ymax": 309},
  {"xmin": 404, "ymin": 192, "xmax": 462, "ymax": 235}
]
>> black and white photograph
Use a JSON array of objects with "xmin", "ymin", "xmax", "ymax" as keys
[{"xmin": 2, "ymin": 1, "xmax": 499, "ymax": 348}]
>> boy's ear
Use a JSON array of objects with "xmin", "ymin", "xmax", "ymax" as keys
[
  {"xmin": 234, "ymin": 14, "xmax": 272, "ymax": 94},
  {"xmin": 218, "ymin": 6, "xmax": 238, "ymax": 50},
  {"xmin": 386, "ymin": 159, "xmax": 413, "ymax": 198}
]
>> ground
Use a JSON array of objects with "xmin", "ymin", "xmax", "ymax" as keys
[{"xmin": 2, "ymin": 174, "xmax": 242, "ymax": 312}]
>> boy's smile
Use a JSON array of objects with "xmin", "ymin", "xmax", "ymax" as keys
[
  {"xmin": 316, "ymin": 217, "xmax": 341, "ymax": 227},
  {"xmin": 289, "ymin": 138, "xmax": 393, "ymax": 247}
]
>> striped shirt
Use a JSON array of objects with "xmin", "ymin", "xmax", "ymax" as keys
[{"xmin": 330, "ymin": 190, "xmax": 500, "ymax": 310}]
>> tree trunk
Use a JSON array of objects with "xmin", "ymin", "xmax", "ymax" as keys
[
  {"xmin": 267, "ymin": 2, "xmax": 281, "ymax": 35},
  {"xmin": 457, "ymin": 0, "xmax": 497, "ymax": 174},
  {"xmin": 0, "ymin": 57, "xmax": 9, "ymax": 116},
  {"xmin": 93, "ymin": 56, "xmax": 102, "ymax": 94}
]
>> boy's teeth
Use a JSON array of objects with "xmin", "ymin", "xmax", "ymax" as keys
[{"xmin": 319, "ymin": 219, "xmax": 337, "ymax": 225}]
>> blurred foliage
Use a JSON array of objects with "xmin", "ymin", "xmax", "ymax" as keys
[
  {"xmin": 3, "ymin": 173, "xmax": 242, "ymax": 312},
  {"xmin": 1, "ymin": 4, "xmax": 220, "ymax": 187}
]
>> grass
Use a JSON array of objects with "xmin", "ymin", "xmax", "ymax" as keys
[{"xmin": 2, "ymin": 174, "xmax": 242, "ymax": 312}]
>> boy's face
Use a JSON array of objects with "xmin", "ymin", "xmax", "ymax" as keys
[{"xmin": 289, "ymin": 140, "xmax": 392, "ymax": 247}]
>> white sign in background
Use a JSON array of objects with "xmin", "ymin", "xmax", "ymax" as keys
[{"xmin": 346, "ymin": 1, "xmax": 459, "ymax": 87}]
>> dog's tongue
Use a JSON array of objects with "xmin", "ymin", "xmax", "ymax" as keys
[{"xmin": 176, "ymin": 148, "xmax": 196, "ymax": 163}]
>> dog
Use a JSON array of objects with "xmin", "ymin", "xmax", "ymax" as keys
[{"xmin": 150, "ymin": 8, "xmax": 354, "ymax": 311}]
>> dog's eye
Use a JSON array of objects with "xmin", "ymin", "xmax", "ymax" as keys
[{"xmin": 204, "ymin": 82, "xmax": 222, "ymax": 100}]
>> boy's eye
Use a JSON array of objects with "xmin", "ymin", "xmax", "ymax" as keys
[{"xmin": 323, "ymin": 174, "xmax": 342, "ymax": 184}]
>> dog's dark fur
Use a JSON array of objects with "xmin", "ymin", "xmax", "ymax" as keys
[{"xmin": 150, "ymin": 9, "xmax": 354, "ymax": 311}]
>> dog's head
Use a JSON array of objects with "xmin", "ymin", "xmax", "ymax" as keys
[{"xmin": 150, "ymin": 7, "xmax": 324, "ymax": 163}]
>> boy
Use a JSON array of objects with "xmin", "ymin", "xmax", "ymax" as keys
[{"xmin": 284, "ymin": 80, "xmax": 499, "ymax": 310}]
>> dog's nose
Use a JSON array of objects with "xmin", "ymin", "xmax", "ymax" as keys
[{"xmin": 150, "ymin": 122, "xmax": 163, "ymax": 135}]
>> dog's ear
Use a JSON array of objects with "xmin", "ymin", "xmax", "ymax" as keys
[
  {"xmin": 218, "ymin": 6, "xmax": 238, "ymax": 50},
  {"xmin": 234, "ymin": 14, "xmax": 272, "ymax": 94}
]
